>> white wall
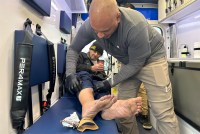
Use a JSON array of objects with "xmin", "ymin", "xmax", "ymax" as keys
[{"xmin": 0, "ymin": 1, "xmax": 71, "ymax": 134}]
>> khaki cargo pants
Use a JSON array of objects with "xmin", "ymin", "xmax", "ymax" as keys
[{"xmin": 117, "ymin": 57, "xmax": 180, "ymax": 134}]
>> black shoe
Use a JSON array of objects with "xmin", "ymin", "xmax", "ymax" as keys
[
  {"xmin": 140, "ymin": 115, "xmax": 152, "ymax": 130},
  {"xmin": 143, "ymin": 122, "xmax": 152, "ymax": 130},
  {"xmin": 139, "ymin": 115, "xmax": 148, "ymax": 124}
]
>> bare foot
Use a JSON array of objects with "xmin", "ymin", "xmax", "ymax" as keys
[
  {"xmin": 101, "ymin": 97, "xmax": 142, "ymax": 120},
  {"xmin": 82, "ymin": 95, "xmax": 117, "ymax": 119}
]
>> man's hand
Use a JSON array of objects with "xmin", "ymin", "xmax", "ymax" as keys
[
  {"xmin": 65, "ymin": 74, "xmax": 82, "ymax": 94},
  {"xmin": 94, "ymin": 80, "xmax": 111, "ymax": 93}
]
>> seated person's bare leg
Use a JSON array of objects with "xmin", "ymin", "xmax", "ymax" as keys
[
  {"xmin": 78, "ymin": 88, "xmax": 117, "ymax": 119},
  {"xmin": 101, "ymin": 97, "xmax": 142, "ymax": 120}
]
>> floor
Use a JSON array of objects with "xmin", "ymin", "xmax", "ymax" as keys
[{"xmin": 117, "ymin": 116, "xmax": 157, "ymax": 134}]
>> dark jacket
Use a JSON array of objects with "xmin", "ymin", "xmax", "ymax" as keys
[{"xmin": 76, "ymin": 52, "xmax": 107, "ymax": 80}]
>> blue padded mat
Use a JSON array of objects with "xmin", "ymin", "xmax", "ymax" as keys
[
  {"xmin": 60, "ymin": 11, "xmax": 72, "ymax": 34},
  {"xmin": 57, "ymin": 43, "xmax": 67, "ymax": 74},
  {"xmin": 23, "ymin": 0, "xmax": 51, "ymax": 16},
  {"xmin": 72, "ymin": 13, "xmax": 78, "ymax": 28},
  {"xmin": 14, "ymin": 30, "xmax": 50, "ymax": 86},
  {"xmin": 24, "ymin": 97, "xmax": 118, "ymax": 134}
]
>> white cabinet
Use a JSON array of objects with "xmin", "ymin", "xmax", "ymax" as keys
[
  {"xmin": 158, "ymin": 0, "xmax": 167, "ymax": 21},
  {"xmin": 159, "ymin": 0, "xmax": 200, "ymax": 23},
  {"xmin": 159, "ymin": 0, "xmax": 200, "ymax": 60}
]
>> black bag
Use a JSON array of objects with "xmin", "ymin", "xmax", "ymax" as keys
[{"xmin": 11, "ymin": 19, "xmax": 33, "ymax": 133}]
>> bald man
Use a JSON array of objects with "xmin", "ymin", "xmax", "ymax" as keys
[{"xmin": 65, "ymin": 0, "xmax": 180, "ymax": 134}]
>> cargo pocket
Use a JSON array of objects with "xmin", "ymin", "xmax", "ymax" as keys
[{"xmin": 152, "ymin": 63, "xmax": 170, "ymax": 87}]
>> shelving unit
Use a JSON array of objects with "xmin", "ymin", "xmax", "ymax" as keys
[
  {"xmin": 168, "ymin": 58, "xmax": 200, "ymax": 63},
  {"xmin": 160, "ymin": 0, "xmax": 200, "ymax": 23}
]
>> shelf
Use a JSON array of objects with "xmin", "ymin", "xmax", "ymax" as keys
[
  {"xmin": 168, "ymin": 58, "xmax": 200, "ymax": 63},
  {"xmin": 160, "ymin": 0, "xmax": 200, "ymax": 23}
]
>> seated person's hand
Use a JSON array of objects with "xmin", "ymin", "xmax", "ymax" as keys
[
  {"xmin": 91, "ymin": 63, "xmax": 104, "ymax": 72},
  {"xmin": 94, "ymin": 80, "xmax": 111, "ymax": 93},
  {"xmin": 65, "ymin": 74, "xmax": 82, "ymax": 94}
]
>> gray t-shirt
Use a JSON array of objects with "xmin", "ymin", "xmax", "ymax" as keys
[{"xmin": 66, "ymin": 7, "xmax": 166, "ymax": 86}]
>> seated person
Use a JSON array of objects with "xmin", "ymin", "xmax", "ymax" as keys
[{"xmin": 66, "ymin": 41, "xmax": 142, "ymax": 121}]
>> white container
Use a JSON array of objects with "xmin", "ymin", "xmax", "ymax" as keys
[
  {"xmin": 181, "ymin": 45, "xmax": 188, "ymax": 58},
  {"xmin": 194, "ymin": 42, "xmax": 200, "ymax": 58}
]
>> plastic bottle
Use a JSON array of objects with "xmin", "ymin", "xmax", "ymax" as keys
[
  {"xmin": 181, "ymin": 45, "xmax": 188, "ymax": 58},
  {"xmin": 194, "ymin": 42, "xmax": 200, "ymax": 58}
]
